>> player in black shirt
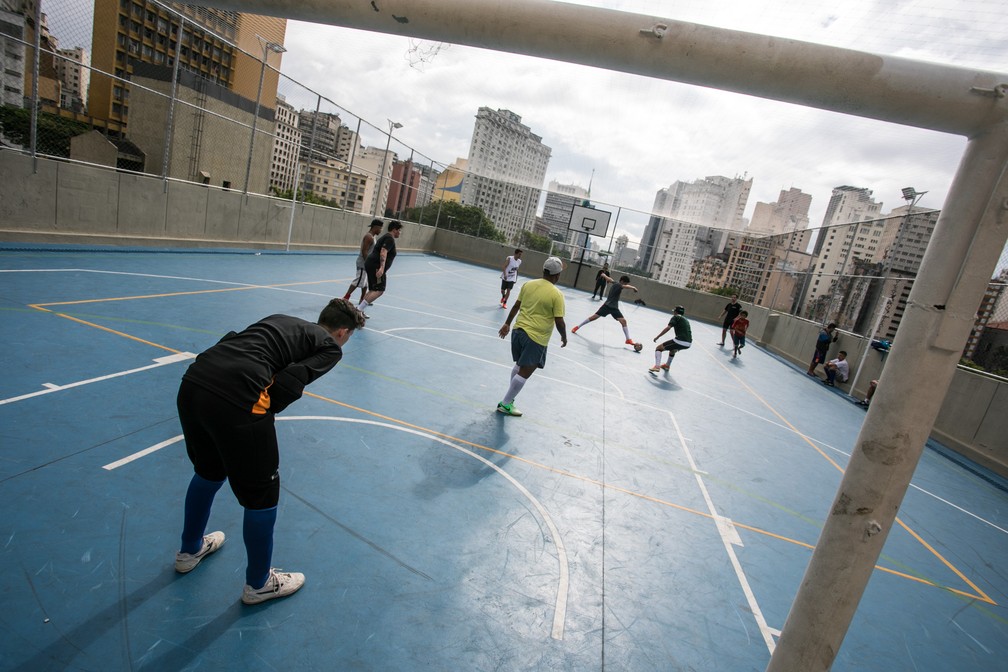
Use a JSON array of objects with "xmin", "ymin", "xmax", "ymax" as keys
[
  {"xmin": 174, "ymin": 298, "xmax": 365, "ymax": 605},
  {"xmin": 357, "ymin": 220, "xmax": 403, "ymax": 317}
]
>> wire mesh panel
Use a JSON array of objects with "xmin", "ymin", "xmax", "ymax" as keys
[{"xmin": 4, "ymin": 0, "xmax": 1008, "ymax": 377}]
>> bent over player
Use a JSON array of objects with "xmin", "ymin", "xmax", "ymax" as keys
[
  {"xmin": 650, "ymin": 305, "xmax": 692, "ymax": 373},
  {"xmin": 174, "ymin": 298, "xmax": 365, "ymax": 604}
]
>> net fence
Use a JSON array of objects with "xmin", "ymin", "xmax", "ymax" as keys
[{"xmin": 3, "ymin": 0, "xmax": 1007, "ymax": 375}]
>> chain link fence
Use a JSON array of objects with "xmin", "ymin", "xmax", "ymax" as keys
[{"xmin": 4, "ymin": 0, "xmax": 1008, "ymax": 375}]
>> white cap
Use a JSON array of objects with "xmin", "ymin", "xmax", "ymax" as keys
[{"xmin": 543, "ymin": 257, "xmax": 564, "ymax": 275}]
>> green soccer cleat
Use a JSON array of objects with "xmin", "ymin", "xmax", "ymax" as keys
[{"xmin": 496, "ymin": 401, "xmax": 523, "ymax": 416}]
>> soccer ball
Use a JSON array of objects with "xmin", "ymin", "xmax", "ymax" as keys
[{"xmin": 633, "ymin": 342, "xmax": 643, "ymax": 352}]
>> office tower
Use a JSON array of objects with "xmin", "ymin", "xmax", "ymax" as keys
[
  {"xmin": 461, "ymin": 107, "xmax": 551, "ymax": 241},
  {"xmin": 87, "ymin": 0, "xmax": 285, "ymax": 132}
]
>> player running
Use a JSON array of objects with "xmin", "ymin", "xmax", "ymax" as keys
[
  {"xmin": 649, "ymin": 305, "xmax": 692, "ymax": 373},
  {"xmin": 570, "ymin": 274, "xmax": 641, "ymax": 349}
]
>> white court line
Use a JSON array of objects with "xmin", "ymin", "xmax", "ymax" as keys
[
  {"xmin": 669, "ymin": 410, "xmax": 778, "ymax": 654},
  {"xmin": 105, "ymin": 416, "xmax": 571, "ymax": 641},
  {"xmin": 103, "ymin": 435, "xmax": 184, "ymax": 470},
  {"xmin": 0, "ymin": 352, "xmax": 195, "ymax": 406}
]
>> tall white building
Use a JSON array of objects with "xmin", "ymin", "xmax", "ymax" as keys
[
  {"xmin": 643, "ymin": 174, "xmax": 752, "ymax": 286},
  {"xmin": 461, "ymin": 107, "xmax": 551, "ymax": 241},
  {"xmin": 55, "ymin": 46, "xmax": 89, "ymax": 111},
  {"xmin": 0, "ymin": 8, "xmax": 25, "ymax": 108},
  {"xmin": 542, "ymin": 180, "xmax": 589, "ymax": 246},
  {"xmin": 820, "ymin": 185, "xmax": 882, "ymax": 228},
  {"xmin": 749, "ymin": 187, "xmax": 812, "ymax": 235},
  {"xmin": 269, "ymin": 95, "xmax": 301, "ymax": 193},
  {"xmin": 356, "ymin": 145, "xmax": 394, "ymax": 216}
]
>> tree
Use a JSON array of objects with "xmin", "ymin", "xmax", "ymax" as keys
[
  {"xmin": 271, "ymin": 187, "xmax": 341, "ymax": 209},
  {"xmin": 402, "ymin": 200, "xmax": 505, "ymax": 242},
  {"xmin": 517, "ymin": 229, "xmax": 553, "ymax": 254},
  {"xmin": 710, "ymin": 286, "xmax": 742, "ymax": 298},
  {"xmin": 1, "ymin": 105, "xmax": 89, "ymax": 157}
]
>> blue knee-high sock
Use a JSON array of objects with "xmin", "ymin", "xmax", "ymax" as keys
[
  {"xmin": 243, "ymin": 506, "xmax": 278, "ymax": 589},
  {"xmin": 180, "ymin": 474, "xmax": 225, "ymax": 554}
]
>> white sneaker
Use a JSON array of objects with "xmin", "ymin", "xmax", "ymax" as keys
[
  {"xmin": 175, "ymin": 531, "xmax": 225, "ymax": 574},
  {"xmin": 241, "ymin": 568, "xmax": 305, "ymax": 605}
]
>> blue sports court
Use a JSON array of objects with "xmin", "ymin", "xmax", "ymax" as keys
[{"xmin": 0, "ymin": 246, "xmax": 1005, "ymax": 671}]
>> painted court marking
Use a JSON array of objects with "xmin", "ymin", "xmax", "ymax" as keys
[
  {"xmin": 103, "ymin": 416, "xmax": 571, "ymax": 642},
  {"xmin": 669, "ymin": 410, "xmax": 778, "ymax": 654},
  {"xmin": 0, "ymin": 353, "xmax": 195, "ymax": 406}
]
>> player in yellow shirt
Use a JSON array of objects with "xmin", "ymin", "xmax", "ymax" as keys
[{"xmin": 496, "ymin": 257, "xmax": 568, "ymax": 416}]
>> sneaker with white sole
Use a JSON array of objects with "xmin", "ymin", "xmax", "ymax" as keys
[
  {"xmin": 496, "ymin": 401, "xmax": 523, "ymax": 416},
  {"xmin": 175, "ymin": 531, "xmax": 225, "ymax": 574},
  {"xmin": 648, "ymin": 366, "xmax": 661, "ymax": 374},
  {"xmin": 241, "ymin": 568, "xmax": 305, "ymax": 605}
]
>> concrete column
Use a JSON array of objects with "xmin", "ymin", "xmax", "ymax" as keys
[{"xmin": 767, "ymin": 121, "xmax": 1008, "ymax": 671}]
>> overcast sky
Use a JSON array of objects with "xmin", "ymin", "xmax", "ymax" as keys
[{"xmin": 49, "ymin": 0, "xmax": 1006, "ymax": 253}]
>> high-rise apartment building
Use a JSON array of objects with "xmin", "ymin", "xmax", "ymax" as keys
[
  {"xmin": 56, "ymin": 46, "xmax": 89, "ymax": 111},
  {"xmin": 819, "ymin": 185, "xmax": 882, "ymax": 228},
  {"xmin": 387, "ymin": 158, "xmax": 422, "ymax": 217},
  {"xmin": 296, "ymin": 110, "xmax": 359, "ymax": 165},
  {"xmin": 0, "ymin": 6, "xmax": 25, "ymax": 107},
  {"xmin": 269, "ymin": 94, "xmax": 300, "ymax": 193},
  {"xmin": 748, "ymin": 187, "xmax": 812, "ymax": 235},
  {"xmin": 461, "ymin": 108, "xmax": 551, "ymax": 241},
  {"xmin": 87, "ymin": 0, "xmax": 285, "ymax": 132},
  {"xmin": 644, "ymin": 175, "xmax": 751, "ymax": 286},
  {"xmin": 542, "ymin": 180, "xmax": 589, "ymax": 247}
]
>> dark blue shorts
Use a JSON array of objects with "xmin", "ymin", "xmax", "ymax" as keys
[{"xmin": 511, "ymin": 328, "xmax": 548, "ymax": 369}]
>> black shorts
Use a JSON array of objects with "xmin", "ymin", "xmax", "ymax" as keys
[
  {"xmin": 365, "ymin": 264, "xmax": 388, "ymax": 292},
  {"xmin": 176, "ymin": 380, "xmax": 280, "ymax": 510},
  {"xmin": 501, "ymin": 279, "xmax": 515, "ymax": 291},
  {"xmin": 595, "ymin": 304, "xmax": 624, "ymax": 320}
]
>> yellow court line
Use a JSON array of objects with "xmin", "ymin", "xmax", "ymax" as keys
[
  {"xmin": 701, "ymin": 346, "xmax": 995, "ymax": 605},
  {"xmin": 33, "ymin": 278, "xmax": 344, "ymax": 308},
  {"xmin": 28, "ymin": 305, "xmax": 182, "ymax": 354},
  {"xmin": 24, "ymin": 276, "xmax": 991, "ymax": 605},
  {"xmin": 305, "ymin": 392, "xmax": 994, "ymax": 605}
]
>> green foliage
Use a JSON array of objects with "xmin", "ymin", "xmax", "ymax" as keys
[
  {"xmin": 517, "ymin": 229, "xmax": 553, "ymax": 254},
  {"xmin": 402, "ymin": 200, "xmax": 505, "ymax": 242},
  {"xmin": 710, "ymin": 286, "xmax": 741, "ymax": 298},
  {"xmin": 958, "ymin": 357, "xmax": 983, "ymax": 371},
  {"xmin": 0, "ymin": 105, "xmax": 89, "ymax": 157},
  {"xmin": 271, "ymin": 187, "xmax": 340, "ymax": 208}
]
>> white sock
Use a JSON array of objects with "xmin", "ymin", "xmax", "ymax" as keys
[
  {"xmin": 577, "ymin": 318, "xmax": 590, "ymax": 328},
  {"xmin": 357, "ymin": 300, "xmax": 369, "ymax": 310},
  {"xmin": 622, "ymin": 325, "xmax": 631, "ymax": 340},
  {"xmin": 510, "ymin": 365, "xmax": 520, "ymax": 379},
  {"xmin": 654, "ymin": 352, "xmax": 662, "ymax": 366},
  {"xmin": 504, "ymin": 373, "xmax": 527, "ymax": 404}
]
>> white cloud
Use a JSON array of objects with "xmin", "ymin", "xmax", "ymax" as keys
[{"xmin": 45, "ymin": 0, "xmax": 1004, "ymax": 251}]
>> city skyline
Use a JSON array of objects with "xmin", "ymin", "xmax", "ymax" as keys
[{"xmin": 41, "ymin": 0, "xmax": 1008, "ymax": 257}]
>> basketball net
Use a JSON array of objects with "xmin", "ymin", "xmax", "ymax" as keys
[{"xmin": 407, "ymin": 39, "xmax": 448, "ymax": 70}]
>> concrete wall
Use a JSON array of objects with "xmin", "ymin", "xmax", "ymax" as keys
[
  {"xmin": 0, "ymin": 150, "xmax": 433, "ymax": 252},
  {"xmin": 2, "ymin": 150, "xmax": 1004, "ymax": 476}
]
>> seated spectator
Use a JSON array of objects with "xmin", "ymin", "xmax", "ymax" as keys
[
  {"xmin": 857, "ymin": 379, "xmax": 878, "ymax": 407},
  {"xmin": 823, "ymin": 351, "xmax": 849, "ymax": 387}
]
